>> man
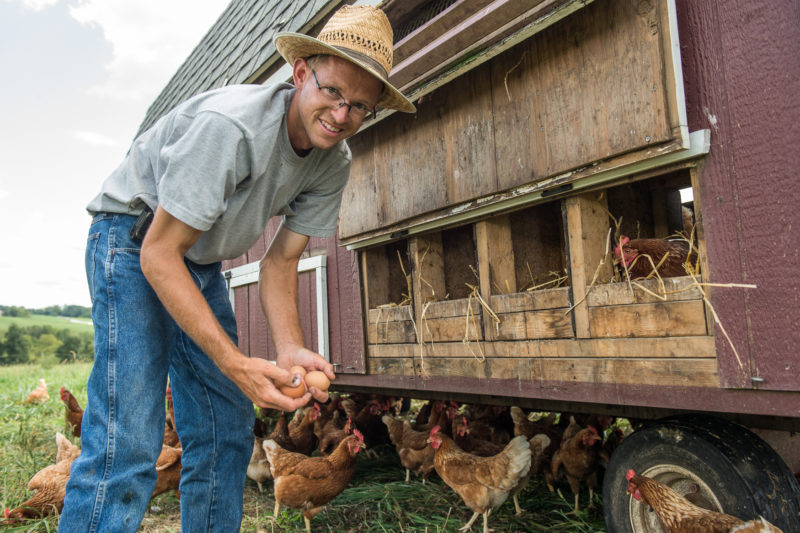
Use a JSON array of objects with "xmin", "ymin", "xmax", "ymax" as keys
[{"xmin": 59, "ymin": 5, "xmax": 415, "ymax": 532}]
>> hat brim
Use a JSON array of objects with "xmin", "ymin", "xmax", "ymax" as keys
[{"xmin": 274, "ymin": 32, "xmax": 416, "ymax": 114}]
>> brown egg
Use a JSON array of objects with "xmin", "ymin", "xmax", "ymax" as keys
[
  {"xmin": 305, "ymin": 370, "xmax": 330, "ymax": 392},
  {"xmin": 279, "ymin": 365, "xmax": 307, "ymax": 398}
]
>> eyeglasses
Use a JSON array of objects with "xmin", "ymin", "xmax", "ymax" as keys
[{"xmin": 311, "ymin": 69, "xmax": 376, "ymax": 121}]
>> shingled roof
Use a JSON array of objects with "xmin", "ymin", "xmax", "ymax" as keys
[{"xmin": 136, "ymin": 0, "xmax": 342, "ymax": 138}]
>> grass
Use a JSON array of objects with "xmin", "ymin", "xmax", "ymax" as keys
[
  {"xmin": 0, "ymin": 314, "xmax": 93, "ymax": 335},
  {"xmin": 1, "ymin": 363, "xmax": 608, "ymax": 532}
]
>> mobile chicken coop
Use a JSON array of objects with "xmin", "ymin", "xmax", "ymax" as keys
[{"xmin": 139, "ymin": 0, "xmax": 800, "ymax": 529}]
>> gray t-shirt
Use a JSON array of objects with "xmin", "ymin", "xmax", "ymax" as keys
[{"xmin": 87, "ymin": 83, "xmax": 351, "ymax": 264}]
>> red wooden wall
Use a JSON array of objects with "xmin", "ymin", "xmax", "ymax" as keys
[{"xmin": 676, "ymin": 0, "xmax": 800, "ymax": 391}]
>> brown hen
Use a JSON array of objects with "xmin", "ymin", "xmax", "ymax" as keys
[
  {"xmin": 264, "ymin": 430, "xmax": 366, "ymax": 533},
  {"xmin": 428, "ymin": 425, "xmax": 531, "ymax": 533},
  {"xmin": 59, "ymin": 387, "xmax": 83, "ymax": 437},
  {"xmin": 615, "ymin": 236, "xmax": 696, "ymax": 279},
  {"xmin": 627, "ymin": 470, "xmax": 783, "ymax": 533},
  {"xmin": 383, "ymin": 413, "xmax": 435, "ymax": 483},
  {"xmin": 3, "ymin": 433, "xmax": 79, "ymax": 522}
]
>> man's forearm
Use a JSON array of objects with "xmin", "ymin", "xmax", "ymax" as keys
[
  {"xmin": 141, "ymin": 245, "xmax": 242, "ymax": 375},
  {"xmin": 259, "ymin": 254, "xmax": 306, "ymax": 361}
]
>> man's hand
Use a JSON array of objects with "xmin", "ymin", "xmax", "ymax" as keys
[
  {"xmin": 276, "ymin": 346, "xmax": 335, "ymax": 403},
  {"xmin": 224, "ymin": 356, "xmax": 321, "ymax": 411}
]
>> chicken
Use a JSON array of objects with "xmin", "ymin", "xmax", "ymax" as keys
[
  {"xmin": 152, "ymin": 444, "xmax": 182, "ymax": 499},
  {"xmin": 24, "ymin": 378, "xmax": 49, "ymax": 404},
  {"xmin": 315, "ymin": 406, "xmax": 345, "ymax": 446},
  {"xmin": 312, "ymin": 398, "xmax": 341, "ymax": 443},
  {"xmin": 463, "ymin": 404, "xmax": 513, "ymax": 445},
  {"xmin": 428, "ymin": 425, "xmax": 531, "ymax": 533},
  {"xmin": 267, "ymin": 411, "xmax": 294, "ymax": 452},
  {"xmin": 59, "ymin": 387, "xmax": 84, "ymax": 437},
  {"xmin": 550, "ymin": 424, "xmax": 606, "ymax": 513},
  {"xmin": 614, "ymin": 236, "xmax": 696, "ymax": 279},
  {"xmin": 288, "ymin": 404, "xmax": 319, "ymax": 456},
  {"xmin": 264, "ymin": 430, "xmax": 366, "ymax": 533},
  {"xmin": 382, "ymin": 413, "xmax": 435, "ymax": 483},
  {"xmin": 731, "ymin": 518, "xmax": 785, "ymax": 533},
  {"xmin": 247, "ymin": 436, "xmax": 271, "ymax": 493},
  {"xmin": 626, "ymin": 470, "xmax": 784, "ymax": 532},
  {"xmin": 510, "ymin": 433, "xmax": 552, "ymax": 516},
  {"xmin": 3, "ymin": 433, "xmax": 79, "ymax": 522},
  {"xmin": 163, "ymin": 387, "xmax": 180, "ymax": 447},
  {"xmin": 318, "ymin": 417, "xmax": 353, "ymax": 457},
  {"xmin": 341, "ymin": 397, "xmax": 391, "ymax": 455},
  {"xmin": 452, "ymin": 415, "xmax": 505, "ymax": 457}
]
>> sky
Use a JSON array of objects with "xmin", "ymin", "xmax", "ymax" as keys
[{"xmin": 0, "ymin": 0, "xmax": 230, "ymax": 308}]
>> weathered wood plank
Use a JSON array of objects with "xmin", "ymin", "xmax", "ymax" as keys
[
  {"xmin": 589, "ymin": 300, "xmax": 708, "ymax": 338},
  {"xmin": 494, "ymin": 309, "xmax": 573, "ymax": 340},
  {"xmin": 490, "ymin": 287, "xmax": 571, "ymax": 312},
  {"xmin": 537, "ymin": 358, "xmax": 719, "ymax": 388},
  {"xmin": 367, "ymin": 357, "xmax": 414, "ymax": 376},
  {"xmin": 368, "ymin": 305, "xmax": 414, "ymax": 323},
  {"xmin": 420, "ymin": 298, "xmax": 481, "ymax": 319},
  {"xmin": 565, "ymin": 193, "xmax": 612, "ymax": 337},
  {"xmin": 367, "ymin": 336, "xmax": 716, "ymax": 359},
  {"xmin": 366, "ymin": 319, "xmax": 416, "ymax": 345},
  {"xmin": 413, "ymin": 356, "xmax": 718, "ymax": 388},
  {"xmin": 421, "ymin": 314, "xmax": 483, "ymax": 343},
  {"xmin": 587, "ymin": 276, "xmax": 703, "ymax": 307}
]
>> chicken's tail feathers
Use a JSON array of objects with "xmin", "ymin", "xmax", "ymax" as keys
[{"xmin": 504, "ymin": 435, "xmax": 533, "ymax": 478}]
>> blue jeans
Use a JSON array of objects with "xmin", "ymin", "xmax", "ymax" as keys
[{"xmin": 59, "ymin": 213, "xmax": 255, "ymax": 532}]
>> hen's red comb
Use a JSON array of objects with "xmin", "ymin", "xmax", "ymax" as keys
[
  {"xmin": 353, "ymin": 429, "xmax": 364, "ymax": 442},
  {"xmin": 626, "ymin": 469, "xmax": 636, "ymax": 481},
  {"xmin": 429, "ymin": 425, "xmax": 441, "ymax": 437}
]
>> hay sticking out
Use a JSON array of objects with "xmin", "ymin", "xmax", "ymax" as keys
[{"xmin": 462, "ymin": 283, "xmax": 501, "ymax": 362}]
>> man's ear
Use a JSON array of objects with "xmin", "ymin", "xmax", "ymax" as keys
[{"xmin": 292, "ymin": 58, "xmax": 310, "ymax": 89}]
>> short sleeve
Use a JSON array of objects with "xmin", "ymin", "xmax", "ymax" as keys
[{"xmin": 156, "ymin": 112, "xmax": 251, "ymax": 231}]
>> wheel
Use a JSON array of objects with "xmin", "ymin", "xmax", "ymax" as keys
[{"xmin": 602, "ymin": 414, "xmax": 800, "ymax": 532}]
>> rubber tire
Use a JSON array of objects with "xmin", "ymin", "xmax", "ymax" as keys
[{"xmin": 602, "ymin": 414, "xmax": 800, "ymax": 532}]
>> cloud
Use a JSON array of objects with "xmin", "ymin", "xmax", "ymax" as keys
[
  {"xmin": 9, "ymin": 0, "xmax": 59, "ymax": 12},
  {"xmin": 68, "ymin": 0, "xmax": 230, "ymax": 102},
  {"xmin": 72, "ymin": 129, "xmax": 118, "ymax": 147}
]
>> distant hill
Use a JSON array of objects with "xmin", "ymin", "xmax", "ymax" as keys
[{"xmin": 0, "ymin": 304, "xmax": 91, "ymax": 319}]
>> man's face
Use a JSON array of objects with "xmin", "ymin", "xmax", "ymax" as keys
[{"xmin": 290, "ymin": 56, "xmax": 383, "ymax": 152}]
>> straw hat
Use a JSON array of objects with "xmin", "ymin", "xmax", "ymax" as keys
[{"xmin": 274, "ymin": 5, "xmax": 415, "ymax": 113}]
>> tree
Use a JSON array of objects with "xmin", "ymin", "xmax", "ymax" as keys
[
  {"xmin": 2, "ymin": 324, "xmax": 30, "ymax": 364},
  {"xmin": 31, "ymin": 333, "xmax": 61, "ymax": 360},
  {"xmin": 57, "ymin": 335, "xmax": 82, "ymax": 362}
]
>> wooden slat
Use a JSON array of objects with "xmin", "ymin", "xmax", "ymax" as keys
[
  {"xmin": 366, "ymin": 320, "xmax": 416, "ymax": 345},
  {"xmin": 368, "ymin": 305, "xmax": 414, "ymax": 323},
  {"xmin": 589, "ymin": 300, "xmax": 708, "ymax": 338},
  {"xmin": 390, "ymin": 0, "xmax": 548, "ymax": 89},
  {"xmin": 490, "ymin": 288, "xmax": 570, "ymax": 312},
  {"xmin": 565, "ymin": 193, "xmax": 612, "ymax": 337},
  {"xmin": 587, "ymin": 276, "xmax": 703, "ymax": 307},
  {"xmin": 367, "ymin": 336, "xmax": 716, "ymax": 359},
  {"xmin": 421, "ymin": 314, "xmax": 483, "ymax": 343},
  {"xmin": 537, "ymin": 358, "xmax": 719, "ymax": 388},
  {"xmin": 366, "ymin": 357, "xmax": 414, "ymax": 376},
  {"xmin": 495, "ymin": 309, "xmax": 573, "ymax": 340},
  {"xmin": 391, "ymin": 0, "xmax": 496, "ymax": 66},
  {"xmin": 415, "ymin": 356, "xmax": 719, "ymax": 388},
  {"xmin": 422, "ymin": 298, "xmax": 481, "ymax": 319}
]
